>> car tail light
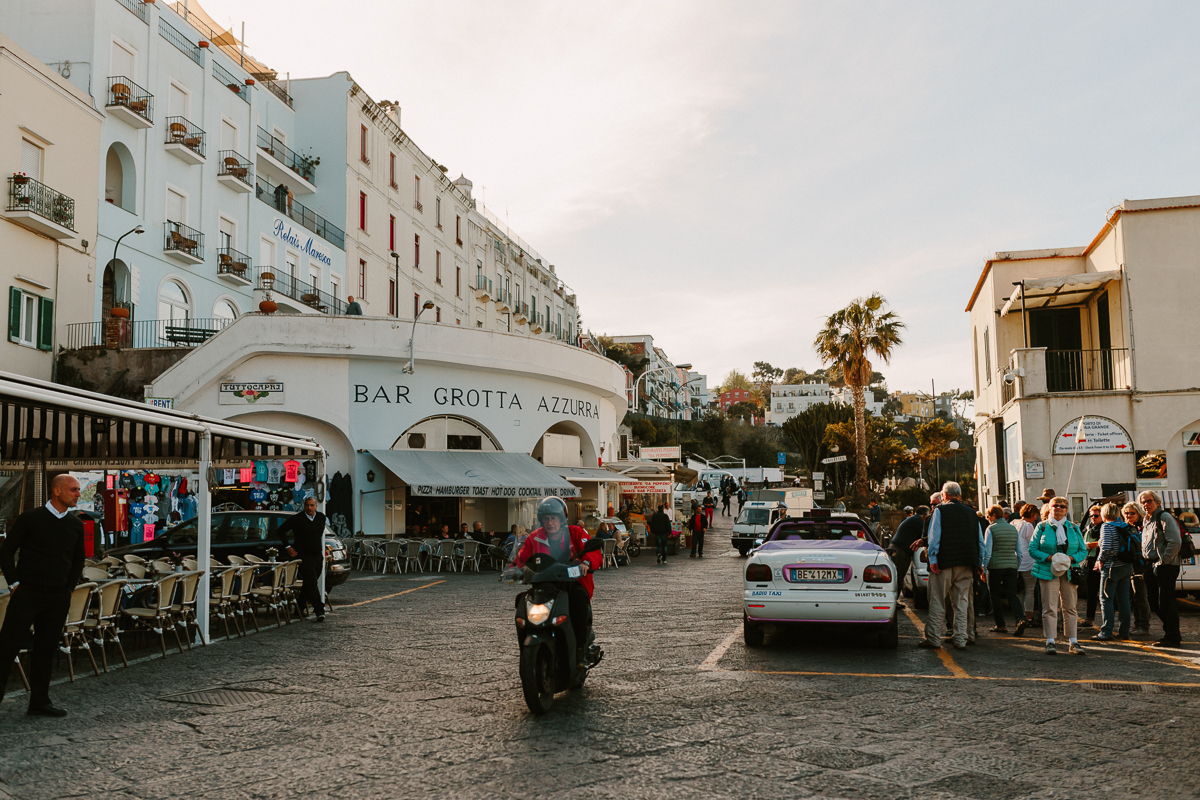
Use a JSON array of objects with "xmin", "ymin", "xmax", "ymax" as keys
[
  {"xmin": 863, "ymin": 565, "xmax": 892, "ymax": 583},
  {"xmin": 745, "ymin": 563, "xmax": 772, "ymax": 582},
  {"xmin": 919, "ymin": 550, "xmax": 928, "ymax": 563}
]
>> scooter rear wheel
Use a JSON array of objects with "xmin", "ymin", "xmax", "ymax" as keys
[{"xmin": 520, "ymin": 643, "xmax": 555, "ymax": 715}]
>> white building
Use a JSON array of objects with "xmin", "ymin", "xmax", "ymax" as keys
[
  {"xmin": 2, "ymin": 31, "xmax": 102, "ymax": 380},
  {"xmin": 148, "ymin": 314, "xmax": 628, "ymax": 534},
  {"xmin": 607, "ymin": 334, "xmax": 696, "ymax": 420},
  {"xmin": 767, "ymin": 383, "xmax": 832, "ymax": 425},
  {"xmin": 3, "ymin": 0, "xmax": 348, "ymax": 349},
  {"xmin": 831, "ymin": 386, "xmax": 886, "ymax": 418},
  {"xmin": 968, "ymin": 193, "xmax": 1200, "ymax": 518}
]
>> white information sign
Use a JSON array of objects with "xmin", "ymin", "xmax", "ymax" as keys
[
  {"xmin": 639, "ymin": 446, "xmax": 681, "ymax": 460},
  {"xmin": 1052, "ymin": 417, "xmax": 1132, "ymax": 455},
  {"xmin": 145, "ymin": 397, "xmax": 173, "ymax": 409},
  {"xmin": 821, "ymin": 455, "xmax": 848, "ymax": 465},
  {"xmin": 813, "ymin": 491, "xmax": 826, "ymax": 500},
  {"xmin": 1024, "ymin": 461, "xmax": 1044, "ymax": 480},
  {"xmin": 812, "ymin": 472, "xmax": 824, "ymax": 480},
  {"xmin": 623, "ymin": 481, "xmax": 673, "ymax": 494}
]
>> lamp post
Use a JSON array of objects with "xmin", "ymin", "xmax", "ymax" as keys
[
  {"xmin": 110, "ymin": 225, "xmax": 144, "ymax": 311},
  {"xmin": 909, "ymin": 447, "xmax": 921, "ymax": 490},
  {"xmin": 830, "ymin": 444, "xmax": 841, "ymax": 500},
  {"xmin": 949, "ymin": 440, "xmax": 960, "ymax": 483},
  {"xmin": 403, "ymin": 300, "xmax": 436, "ymax": 374},
  {"xmin": 633, "ymin": 362, "xmax": 690, "ymax": 418}
]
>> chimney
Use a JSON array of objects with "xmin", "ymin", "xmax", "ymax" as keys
[
  {"xmin": 453, "ymin": 173, "xmax": 473, "ymax": 198},
  {"xmin": 381, "ymin": 100, "xmax": 400, "ymax": 126}
]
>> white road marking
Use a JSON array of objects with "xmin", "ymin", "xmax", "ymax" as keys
[{"xmin": 699, "ymin": 624, "xmax": 743, "ymax": 671}]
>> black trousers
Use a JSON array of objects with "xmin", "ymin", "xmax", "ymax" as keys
[
  {"xmin": 298, "ymin": 558, "xmax": 325, "ymax": 616},
  {"xmin": 691, "ymin": 530, "xmax": 705, "ymax": 556},
  {"xmin": 1085, "ymin": 556, "xmax": 1101, "ymax": 619},
  {"xmin": 0, "ymin": 585, "xmax": 71, "ymax": 707},
  {"xmin": 566, "ymin": 582, "xmax": 591, "ymax": 650},
  {"xmin": 890, "ymin": 548, "xmax": 912, "ymax": 593},
  {"xmin": 655, "ymin": 532, "xmax": 669, "ymax": 559},
  {"xmin": 1149, "ymin": 563, "xmax": 1181, "ymax": 642},
  {"xmin": 988, "ymin": 568, "xmax": 1024, "ymax": 628}
]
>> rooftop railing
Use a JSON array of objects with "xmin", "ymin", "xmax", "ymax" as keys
[
  {"xmin": 7, "ymin": 176, "xmax": 75, "ymax": 232},
  {"xmin": 254, "ymin": 175, "xmax": 345, "ymax": 249},
  {"xmin": 159, "ymin": 18, "xmax": 203, "ymax": 66},
  {"xmin": 113, "ymin": 0, "xmax": 146, "ymax": 22},
  {"xmin": 212, "ymin": 60, "xmax": 249, "ymax": 102},
  {"xmin": 64, "ymin": 317, "xmax": 232, "ymax": 350},
  {"xmin": 251, "ymin": 73, "xmax": 293, "ymax": 108}
]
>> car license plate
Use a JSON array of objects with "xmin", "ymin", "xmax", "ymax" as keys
[{"xmin": 790, "ymin": 567, "xmax": 845, "ymax": 582}]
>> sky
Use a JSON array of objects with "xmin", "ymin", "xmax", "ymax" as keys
[{"xmin": 196, "ymin": 0, "xmax": 1200, "ymax": 395}]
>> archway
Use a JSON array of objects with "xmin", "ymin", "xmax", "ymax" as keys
[
  {"xmin": 390, "ymin": 414, "xmax": 502, "ymax": 452},
  {"xmin": 530, "ymin": 419, "xmax": 597, "ymax": 467},
  {"xmin": 101, "ymin": 258, "xmax": 131, "ymax": 316},
  {"xmin": 104, "ymin": 142, "xmax": 135, "ymax": 212}
]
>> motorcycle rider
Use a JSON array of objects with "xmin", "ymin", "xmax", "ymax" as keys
[{"xmin": 513, "ymin": 497, "xmax": 602, "ymax": 669}]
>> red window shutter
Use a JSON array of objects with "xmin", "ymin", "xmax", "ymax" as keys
[
  {"xmin": 389, "ymin": 215, "xmax": 395, "ymax": 251},
  {"xmin": 359, "ymin": 192, "xmax": 367, "ymax": 230}
]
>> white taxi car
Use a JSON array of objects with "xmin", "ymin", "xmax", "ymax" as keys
[{"xmin": 743, "ymin": 510, "xmax": 898, "ymax": 649}]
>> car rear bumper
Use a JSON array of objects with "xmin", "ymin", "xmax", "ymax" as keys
[{"xmin": 744, "ymin": 590, "xmax": 897, "ymax": 622}]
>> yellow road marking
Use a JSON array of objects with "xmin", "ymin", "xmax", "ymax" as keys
[
  {"xmin": 341, "ymin": 580, "xmax": 445, "ymax": 607},
  {"xmin": 723, "ymin": 668, "xmax": 1200, "ymax": 689},
  {"xmin": 902, "ymin": 605, "xmax": 969, "ymax": 679},
  {"xmin": 699, "ymin": 625, "xmax": 743, "ymax": 671},
  {"xmin": 1126, "ymin": 641, "xmax": 1200, "ymax": 671}
]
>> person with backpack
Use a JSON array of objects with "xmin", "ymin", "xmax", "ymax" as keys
[
  {"xmin": 1138, "ymin": 490, "xmax": 1185, "ymax": 648},
  {"xmin": 1092, "ymin": 502, "xmax": 1138, "ymax": 641}
]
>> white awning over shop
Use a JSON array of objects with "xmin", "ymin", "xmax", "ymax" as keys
[
  {"xmin": 1124, "ymin": 489, "xmax": 1200, "ymax": 509},
  {"xmin": 1000, "ymin": 271, "xmax": 1121, "ymax": 317},
  {"xmin": 367, "ymin": 450, "xmax": 579, "ymax": 498},
  {"xmin": 549, "ymin": 466, "xmax": 639, "ymax": 484}
]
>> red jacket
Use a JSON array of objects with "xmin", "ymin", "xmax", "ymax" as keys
[{"xmin": 514, "ymin": 524, "xmax": 601, "ymax": 598}]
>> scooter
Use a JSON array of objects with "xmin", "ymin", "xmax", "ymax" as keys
[{"xmin": 496, "ymin": 540, "xmax": 604, "ymax": 715}]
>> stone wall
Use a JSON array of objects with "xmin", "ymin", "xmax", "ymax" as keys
[{"xmin": 55, "ymin": 348, "xmax": 191, "ymax": 402}]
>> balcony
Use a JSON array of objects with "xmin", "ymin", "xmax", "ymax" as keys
[
  {"xmin": 514, "ymin": 301, "xmax": 529, "ymax": 323},
  {"xmin": 254, "ymin": 175, "xmax": 345, "ymax": 250},
  {"xmin": 250, "ymin": 73, "xmax": 293, "ymax": 108},
  {"xmin": 217, "ymin": 247, "xmax": 253, "ymax": 285},
  {"xmin": 106, "ymin": 76, "xmax": 153, "ymax": 128},
  {"xmin": 256, "ymin": 127, "xmax": 316, "ymax": 194},
  {"xmin": 164, "ymin": 220, "xmax": 204, "ymax": 264},
  {"xmin": 212, "ymin": 60, "xmax": 249, "ymax": 103},
  {"xmin": 496, "ymin": 289, "xmax": 512, "ymax": 313},
  {"xmin": 64, "ymin": 317, "xmax": 231, "ymax": 350},
  {"xmin": 1046, "ymin": 349, "xmax": 1130, "ymax": 393},
  {"xmin": 164, "ymin": 116, "xmax": 206, "ymax": 165},
  {"xmin": 217, "ymin": 150, "xmax": 253, "ymax": 193},
  {"xmin": 6, "ymin": 176, "xmax": 75, "ymax": 238},
  {"xmin": 474, "ymin": 276, "xmax": 493, "ymax": 302},
  {"xmin": 260, "ymin": 268, "xmax": 346, "ymax": 316}
]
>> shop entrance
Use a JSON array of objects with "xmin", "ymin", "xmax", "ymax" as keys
[{"xmin": 405, "ymin": 495, "xmax": 460, "ymax": 537}]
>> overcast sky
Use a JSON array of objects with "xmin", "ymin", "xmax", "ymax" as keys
[{"xmin": 199, "ymin": 1, "xmax": 1200, "ymax": 394}]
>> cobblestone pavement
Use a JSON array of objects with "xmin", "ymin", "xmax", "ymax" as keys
[{"xmin": 2, "ymin": 510, "xmax": 1199, "ymax": 799}]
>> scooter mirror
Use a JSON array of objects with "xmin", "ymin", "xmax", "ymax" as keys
[{"xmin": 582, "ymin": 538, "xmax": 604, "ymax": 553}]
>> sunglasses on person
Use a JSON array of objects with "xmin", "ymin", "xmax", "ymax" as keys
[{"xmin": 1051, "ymin": 503, "xmax": 1068, "ymax": 509}]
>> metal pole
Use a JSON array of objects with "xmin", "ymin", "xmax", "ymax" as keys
[
  {"xmin": 196, "ymin": 429, "xmax": 212, "ymax": 644},
  {"xmin": 317, "ymin": 450, "xmax": 326, "ymax": 609},
  {"xmin": 1018, "ymin": 280, "xmax": 1028, "ymax": 349}
]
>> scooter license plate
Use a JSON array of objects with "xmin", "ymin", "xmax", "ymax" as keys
[{"xmin": 567, "ymin": 565, "xmax": 581, "ymax": 578}]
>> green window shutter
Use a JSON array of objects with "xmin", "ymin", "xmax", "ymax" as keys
[
  {"xmin": 8, "ymin": 287, "xmax": 21, "ymax": 343},
  {"xmin": 36, "ymin": 296, "xmax": 54, "ymax": 351}
]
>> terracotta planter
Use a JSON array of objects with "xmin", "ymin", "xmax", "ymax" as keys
[
  {"xmin": 12, "ymin": 176, "xmax": 29, "ymax": 185},
  {"xmin": 258, "ymin": 299, "xmax": 278, "ymax": 314},
  {"xmin": 109, "ymin": 307, "xmax": 130, "ymax": 319}
]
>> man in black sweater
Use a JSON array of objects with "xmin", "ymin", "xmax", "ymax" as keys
[
  {"xmin": 0, "ymin": 474, "xmax": 86, "ymax": 717},
  {"xmin": 276, "ymin": 497, "xmax": 327, "ymax": 621}
]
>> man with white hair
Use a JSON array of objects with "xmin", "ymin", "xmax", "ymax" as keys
[
  {"xmin": 1138, "ymin": 490, "xmax": 1182, "ymax": 648},
  {"xmin": 919, "ymin": 482, "xmax": 987, "ymax": 650}
]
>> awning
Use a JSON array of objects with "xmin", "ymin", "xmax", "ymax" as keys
[
  {"xmin": 367, "ymin": 450, "xmax": 579, "ymax": 498},
  {"xmin": 549, "ymin": 466, "xmax": 639, "ymax": 484},
  {"xmin": 1000, "ymin": 271, "xmax": 1120, "ymax": 317},
  {"xmin": 1124, "ymin": 489, "xmax": 1200, "ymax": 508}
]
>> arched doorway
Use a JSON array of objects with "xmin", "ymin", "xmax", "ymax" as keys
[
  {"xmin": 531, "ymin": 419, "xmax": 598, "ymax": 467},
  {"xmin": 101, "ymin": 259, "xmax": 132, "ymax": 316},
  {"xmin": 104, "ymin": 142, "xmax": 136, "ymax": 212}
]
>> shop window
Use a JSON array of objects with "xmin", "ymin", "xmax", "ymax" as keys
[{"xmin": 447, "ymin": 434, "xmax": 482, "ymax": 451}]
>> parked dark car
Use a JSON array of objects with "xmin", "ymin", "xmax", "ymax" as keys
[{"xmin": 103, "ymin": 511, "xmax": 351, "ymax": 591}]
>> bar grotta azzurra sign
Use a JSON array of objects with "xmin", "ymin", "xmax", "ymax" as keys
[{"xmin": 1052, "ymin": 416, "xmax": 1132, "ymax": 454}]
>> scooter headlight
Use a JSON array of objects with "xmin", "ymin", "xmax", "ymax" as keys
[{"xmin": 527, "ymin": 602, "xmax": 551, "ymax": 625}]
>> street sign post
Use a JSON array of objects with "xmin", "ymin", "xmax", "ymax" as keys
[
  {"xmin": 777, "ymin": 452, "xmax": 786, "ymax": 465},
  {"xmin": 820, "ymin": 455, "xmax": 847, "ymax": 465}
]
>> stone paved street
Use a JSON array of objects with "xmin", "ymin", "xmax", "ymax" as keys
[{"xmin": 2, "ymin": 511, "xmax": 1199, "ymax": 799}]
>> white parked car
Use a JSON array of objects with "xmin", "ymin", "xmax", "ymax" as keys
[
  {"xmin": 731, "ymin": 501, "xmax": 787, "ymax": 557},
  {"xmin": 903, "ymin": 546, "xmax": 931, "ymax": 609},
  {"xmin": 1175, "ymin": 525, "xmax": 1200, "ymax": 595},
  {"xmin": 743, "ymin": 510, "xmax": 898, "ymax": 648}
]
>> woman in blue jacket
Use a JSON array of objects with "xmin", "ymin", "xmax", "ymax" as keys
[{"xmin": 1027, "ymin": 495, "xmax": 1088, "ymax": 655}]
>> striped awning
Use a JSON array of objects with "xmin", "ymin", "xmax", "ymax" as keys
[
  {"xmin": 0, "ymin": 370, "xmax": 321, "ymax": 470},
  {"xmin": 1124, "ymin": 489, "xmax": 1200, "ymax": 509}
]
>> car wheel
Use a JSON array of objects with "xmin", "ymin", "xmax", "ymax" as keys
[
  {"xmin": 877, "ymin": 613, "xmax": 899, "ymax": 649},
  {"xmin": 737, "ymin": 546, "xmax": 750, "ymax": 557},
  {"xmin": 914, "ymin": 586, "xmax": 929, "ymax": 610},
  {"xmin": 743, "ymin": 615, "xmax": 765, "ymax": 647}
]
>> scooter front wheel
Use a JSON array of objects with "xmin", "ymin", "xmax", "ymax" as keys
[{"xmin": 520, "ymin": 642, "xmax": 555, "ymax": 715}]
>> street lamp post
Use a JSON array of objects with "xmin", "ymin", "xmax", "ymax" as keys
[
  {"xmin": 909, "ymin": 447, "xmax": 921, "ymax": 490},
  {"xmin": 830, "ymin": 444, "xmax": 841, "ymax": 500},
  {"xmin": 111, "ymin": 225, "xmax": 144, "ymax": 310},
  {"xmin": 949, "ymin": 440, "xmax": 960, "ymax": 483},
  {"xmin": 403, "ymin": 301, "xmax": 436, "ymax": 374}
]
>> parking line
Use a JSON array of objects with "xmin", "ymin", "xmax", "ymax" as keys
[
  {"xmin": 342, "ymin": 580, "xmax": 445, "ymax": 607},
  {"xmin": 901, "ymin": 605, "xmax": 969, "ymax": 679},
  {"xmin": 727, "ymin": 668, "xmax": 1200, "ymax": 689},
  {"xmin": 699, "ymin": 625, "xmax": 743, "ymax": 671}
]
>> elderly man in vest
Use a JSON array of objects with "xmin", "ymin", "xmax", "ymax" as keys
[{"xmin": 919, "ymin": 482, "xmax": 987, "ymax": 650}]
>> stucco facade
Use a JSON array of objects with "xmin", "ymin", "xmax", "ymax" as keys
[{"xmin": 967, "ymin": 194, "xmax": 1200, "ymax": 518}]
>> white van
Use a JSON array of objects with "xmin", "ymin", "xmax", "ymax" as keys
[{"xmin": 731, "ymin": 501, "xmax": 787, "ymax": 557}]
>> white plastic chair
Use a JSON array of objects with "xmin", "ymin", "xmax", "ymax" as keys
[
  {"xmin": 402, "ymin": 539, "xmax": 424, "ymax": 573},
  {"xmin": 431, "ymin": 540, "xmax": 458, "ymax": 572},
  {"xmin": 381, "ymin": 540, "xmax": 404, "ymax": 574},
  {"xmin": 457, "ymin": 540, "xmax": 480, "ymax": 572},
  {"xmin": 601, "ymin": 538, "xmax": 618, "ymax": 570}
]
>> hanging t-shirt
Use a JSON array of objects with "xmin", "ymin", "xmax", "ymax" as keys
[
  {"xmin": 129, "ymin": 502, "xmax": 145, "ymax": 518},
  {"xmin": 267, "ymin": 461, "xmax": 283, "ymax": 485},
  {"xmin": 143, "ymin": 480, "xmax": 160, "ymax": 495},
  {"xmin": 240, "ymin": 467, "xmax": 254, "ymax": 484},
  {"xmin": 133, "ymin": 473, "xmax": 146, "ymax": 490},
  {"xmin": 223, "ymin": 468, "xmax": 237, "ymax": 485},
  {"xmin": 303, "ymin": 460, "xmax": 317, "ymax": 483},
  {"xmin": 284, "ymin": 460, "xmax": 301, "ymax": 483},
  {"xmin": 131, "ymin": 518, "xmax": 144, "ymax": 543},
  {"xmin": 249, "ymin": 487, "xmax": 268, "ymax": 505},
  {"xmin": 254, "ymin": 461, "xmax": 268, "ymax": 482}
]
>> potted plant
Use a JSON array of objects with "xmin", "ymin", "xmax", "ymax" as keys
[
  {"xmin": 12, "ymin": 172, "xmax": 28, "ymax": 186},
  {"xmin": 297, "ymin": 150, "xmax": 320, "ymax": 181},
  {"xmin": 110, "ymin": 306, "xmax": 130, "ymax": 319},
  {"xmin": 259, "ymin": 297, "xmax": 278, "ymax": 314}
]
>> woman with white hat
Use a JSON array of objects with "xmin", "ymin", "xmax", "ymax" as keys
[{"xmin": 1026, "ymin": 495, "xmax": 1088, "ymax": 654}]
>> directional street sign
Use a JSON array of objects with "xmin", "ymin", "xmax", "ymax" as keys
[
  {"xmin": 820, "ymin": 455, "xmax": 848, "ymax": 465},
  {"xmin": 777, "ymin": 452, "xmax": 786, "ymax": 465}
]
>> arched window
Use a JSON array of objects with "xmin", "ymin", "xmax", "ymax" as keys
[
  {"xmin": 104, "ymin": 143, "xmax": 135, "ymax": 212},
  {"xmin": 213, "ymin": 299, "xmax": 238, "ymax": 321},
  {"xmin": 157, "ymin": 280, "xmax": 190, "ymax": 323}
]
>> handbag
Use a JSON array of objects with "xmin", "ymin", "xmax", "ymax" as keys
[{"xmin": 1068, "ymin": 564, "xmax": 1085, "ymax": 586}]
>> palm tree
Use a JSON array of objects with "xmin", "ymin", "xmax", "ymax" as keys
[{"xmin": 813, "ymin": 293, "xmax": 904, "ymax": 506}]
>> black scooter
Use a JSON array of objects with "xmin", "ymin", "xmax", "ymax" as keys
[{"xmin": 496, "ymin": 540, "xmax": 604, "ymax": 715}]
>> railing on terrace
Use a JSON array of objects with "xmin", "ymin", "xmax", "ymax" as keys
[
  {"xmin": 217, "ymin": 247, "xmax": 252, "ymax": 279},
  {"xmin": 164, "ymin": 220, "xmax": 204, "ymax": 260},
  {"xmin": 164, "ymin": 116, "xmax": 206, "ymax": 158},
  {"xmin": 261, "ymin": 268, "xmax": 346, "ymax": 315},
  {"xmin": 254, "ymin": 175, "xmax": 345, "ymax": 249},
  {"xmin": 64, "ymin": 317, "xmax": 232, "ymax": 350},
  {"xmin": 217, "ymin": 150, "xmax": 252, "ymax": 186},
  {"xmin": 114, "ymin": 0, "xmax": 146, "ymax": 22},
  {"xmin": 257, "ymin": 127, "xmax": 314, "ymax": 182},
  {"xmin": 7, "ymin": 176, "xmax": 75, "ymax": 231},
  {"xmin": 251, "ymin": 73, "xmax": 293, "ymax": 108},
  {"xmin": 1046, "ymin": 349, "xmax": 1130, "ymax": 393},
  {"xmin": 159, "ymin": 18, "xmax": 203, "ymax": 66},
  {"xmin": 212, "ymin": 60, "xmax": 249, "ymax": 102},
  {"xmin": 107, "ymin": 76, "xmax": 154, "ymax": 123},
  {"xmin": 475, "ymin": 276, "xmax": 492, "ymax": 294}
]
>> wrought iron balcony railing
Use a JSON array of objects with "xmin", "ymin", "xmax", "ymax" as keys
[
  {"xmin": 217, "ymin": 247, "xmax": 252, "ymax": 279},
  {"xmin": 218, "ymin": 150, "xmax": 252, "ymax": 186},
  {"xmin": 107, "ymin": 76, "xmax": 153, "ymax": 123},
  {"xmin": 7, "ymin": 176, "xmax": 75, "ymax": 231},
  {"xmin": 254, "ymin": 175, "xmax": 345, "ymax": 249},
  {"xmin": 257, "ymin": 127, "xmax": 315, "ymax": 182},
  {"xmin": 1045, "ymin": 349, "xmax": 1130, "ymax": 393},
  {"xmin": 164, "ymin": 116, "xmax": 206, "ymax": 157},
  {"xmin": 164, "ymin": 220, "xmax": 204, "ymax": 261},
  {"xmin": 212, "ymin": 60, "xmax": 249, "ymax": 102}
]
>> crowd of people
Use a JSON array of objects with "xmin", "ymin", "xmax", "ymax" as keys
[{"xmin": 894, "ymin": 482, "xmax": 1192, "ymax": 654}]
